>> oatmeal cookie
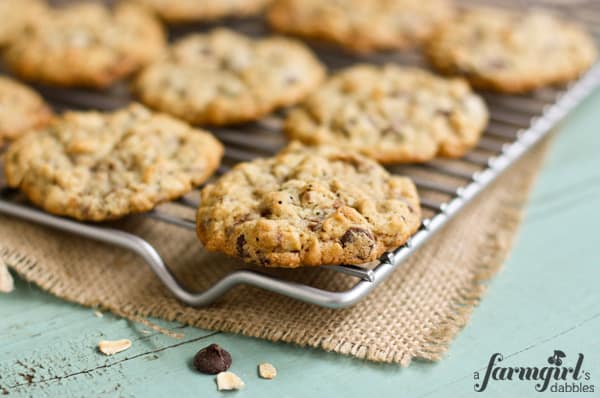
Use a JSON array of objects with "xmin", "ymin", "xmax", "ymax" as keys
[
  {"xmin": 197, "ymin": 143, "xmax": 421, "ymax": 268},
  {"xmin": 134, "ymin": 29, "xmax": 325, "ymax": 126},
  {"xmin": 284, "ymin": 65, "xmax": 489, "ymax": 164},
  {"xmin": 426, "ymin": 8, "xmax": 598, "ymax": 93},
  {"xmin": 0, "ymin": 0, "xmax": 47, "ymax": 46},
  {"xmin": 3, "ymin": 2, "xmax": 166, "ymax": 88},
  {"xmin": 131, "ymin": 0, "xmax": 272, "ymax": 23},
  {"xmin": 4, "ymin": 104, "xmax": 223, "ymax": 221},
  {"xmin": 0, "ymin": 76, "xmax": 52, "ymax": 144},
  {"xmin": 267, "ymin": 0, "xmax": 455, "ymax": 53}
]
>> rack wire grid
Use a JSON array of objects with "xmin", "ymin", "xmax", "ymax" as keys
[{"xmin": 1, "ymin": 0, "xmax": 599, "ymax": 308}]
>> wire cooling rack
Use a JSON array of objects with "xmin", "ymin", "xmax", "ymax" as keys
[{"xmin": 1, "ymin": 0, "xmax": 599, "ymax": 308}]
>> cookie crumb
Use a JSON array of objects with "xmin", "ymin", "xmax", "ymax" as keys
[
  {"xmin": 258, "ymin": 363, "xmax": 277, "ymax": 379},
  {"xmin": 98, "ymin": 339, "xmax": 132, "ymax": 356},
  {"xmin": 94, "ymin": 310, "xmax": 103, "ymax": 318},
  {"xmin": 216, "ymin": 371, "xmax": 245, "ymax": 391}
]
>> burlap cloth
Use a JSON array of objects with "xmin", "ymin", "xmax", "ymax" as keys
[{"xmin": 0, "ymin": 139, "xmax": 549, "ymax": 365}]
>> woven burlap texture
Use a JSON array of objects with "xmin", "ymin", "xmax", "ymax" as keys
[{"xmin": 0, "ymin": 140, "xmax": 548, "ymax": 365}]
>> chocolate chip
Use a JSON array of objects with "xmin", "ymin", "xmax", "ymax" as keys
[
  {"xmin": 285, "ymin": 75, "xmax": 299, "ymax": 85},
  {"xmin": 236, "ymin": 234, "xmax": 247, "ymax": 257},
  {"xmin": 198, "ymin": 46, "xmax": 212, "ymax": 55},
  {"xmin": 340, "ymin": 227, "xmax": 374, "ymax": 247},
  {"xmin": 487, "ymin": 58, "xmax": 508, "ymax": 70},
  {"xmin": 193, "ymin": 344, "xmax": 232, "ymax": 375},
  {"xmin": 259, "ymin": 256, "xmax": 271, "ymax": 266},
  {"xmin": 436, "ymin": 109, "xmax": 452, "ymax": 117},
  {"xmin": 340, "ymin": 227, "xmax": 375, "ymax": 260},
  {"xmin": 340, "ymin": 126, "xmax": 352, "ymax": 137},
  {"xmin": 260, "ymin": 208, "xmax": 272, "ymax": 217}
]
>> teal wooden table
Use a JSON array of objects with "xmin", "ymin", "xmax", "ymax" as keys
[{"xmin": 1, "ymin": 89, "xmax": 600, "ymax": 398}]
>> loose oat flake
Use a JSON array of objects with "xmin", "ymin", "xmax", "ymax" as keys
[
  {"xmin": 216, "ymin": 371, "xmax": 245, "ymax": 391},
  {"xmin": 258, "ymin": 363, "xmax": 277, "ymax": 379},
  {"xmin": 98, "ymin": 339, "xmax": 132, "ymax": 355},
  {"xmin": 0, "ymin": 263, "xmax": 14, "ymax": 293}
]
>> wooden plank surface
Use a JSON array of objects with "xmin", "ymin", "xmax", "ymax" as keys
[{"xmin": 1, "ymin": 89, "xmax": 600, "ymax": 398}]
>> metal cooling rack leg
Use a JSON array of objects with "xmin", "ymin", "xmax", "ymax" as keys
[{"xmin": 0, "ymin": 199, "xmax": 375, "ymax": 308}]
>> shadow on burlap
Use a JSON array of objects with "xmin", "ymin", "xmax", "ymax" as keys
[{"xmin": 0, "ymin": 139, "xmax": 550, "ymax": 365}]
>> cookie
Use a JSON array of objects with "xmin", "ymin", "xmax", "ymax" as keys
[
  {"xmin": 267, "ymin": 0, "xmax": 455, "ymax": 53},
  {"xmin": 4, "ymin": 104, "xmax": 223, "ymax": 221},
  {"xmin": 196, "ymin": 143, "xmax": 421, "ymax": 268},
  {"xmin": 131, "ymin": 0, "xmax": 272, "ymax": 23},
  {"xmin": 134, "ymin": 29, "xmax": 325, "ymax": 126},
  {"xmin": 426, "ymin": 8, "xmax": 598, "ymax": 93},
  {"xmin": 284, "ymin": 65, "xmax": 489, "ymax": 164},
  {"xmin": 0, "ymin": 0, "xmax": 47, "ymax": 46},
  {"xmin": 0, "ymin": 77, "xmax": 53, "ymax": 144},
  {"xmin": 3, "ymin": 2, "xmax": 166, "ymax": 89}
]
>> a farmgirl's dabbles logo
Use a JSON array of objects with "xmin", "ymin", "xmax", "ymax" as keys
[{"xmin": 473, "ymin": 351, "xmax": 595, "ymax": 393}]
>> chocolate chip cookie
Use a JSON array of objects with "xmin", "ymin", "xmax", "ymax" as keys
[
  {"xmin": 267, "ymin": 0, "xmax": 455, "ymax": 53},
  {"xmin": 0, "ymin": 0, "xmax": 47, "ymax": 46},
  {"xmin": 131, "ymin": 0, "xmax": 272, "ymax": 23},
  {"xmin": 426, "ymin": 8, "xmax": 598, "ymax": 93},
  {"xmin": 4, "ymin": 104, "xmax": 223, "ymax": 221},
  {"xmin": 134, "ymin": 29, "xmax": 325, "ymax": 126},
  {"xmin": 284, "ymin": 65, "xmax": 489, "ymax": 164},
  {"xmin": 3, "ymin": 2, "xmax": 166, "ymax": 88},
  {"xmin": 0, "ymin": 76, "xmax": 52, "ymax": 145},
  {"xmin": 197, "ymin": 143, "xmax": 421, "ymax": 268}
]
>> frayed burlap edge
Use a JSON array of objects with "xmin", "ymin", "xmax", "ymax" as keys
[{"xmin": 416, "ymin": 207, "xmax": 523, "ymax": 363}]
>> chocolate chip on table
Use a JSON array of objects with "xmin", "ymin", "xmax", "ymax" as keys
[{"xmin": 193, "ymin": 344, "xmax": 232, "ymax": 375}]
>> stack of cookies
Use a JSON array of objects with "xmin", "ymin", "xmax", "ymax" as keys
[{"xmin": 0, "ymin": 0, "xmax": 596, "ymax": 269}]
